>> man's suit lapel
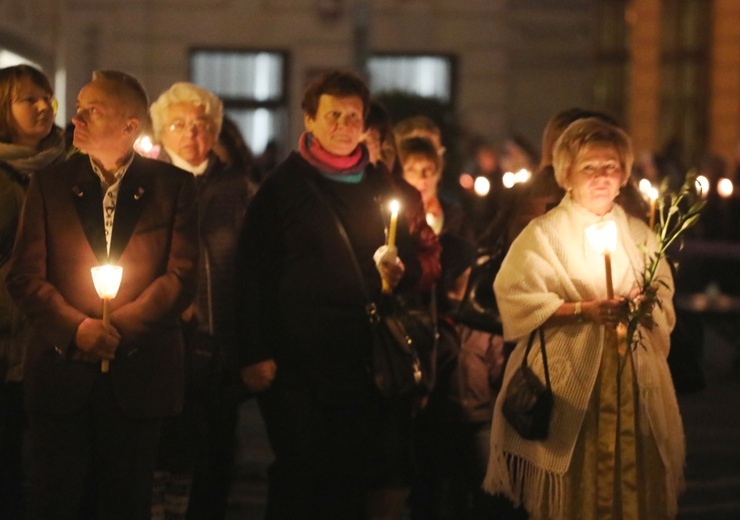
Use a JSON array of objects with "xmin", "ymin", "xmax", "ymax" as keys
[
  {"xmin": 109, "ymin": 157, "xmax": 148, "ymax": 264},
  {"xmin": 71, "ymin": 167, "xmax": 107, "ymax": 265}
]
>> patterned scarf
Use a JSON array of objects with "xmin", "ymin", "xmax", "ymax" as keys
[
  {"xmin": 298, "ymin": 132, "xmax": 369, "ymax": 178},
  {"xmin": 0, "ymin": 127, "xmax": 66, "ymax": 183}
]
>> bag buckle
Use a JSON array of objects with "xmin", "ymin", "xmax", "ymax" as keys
[{"xmin": 366, "ymin": 302, "xmax": 381, "ymax": 324}]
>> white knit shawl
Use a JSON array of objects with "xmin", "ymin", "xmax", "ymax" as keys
[{"xmin": 484, "ymin": 194, "xmax": 685, "ymax": 518}]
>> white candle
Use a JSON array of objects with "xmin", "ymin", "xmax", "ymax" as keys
[
  {"xmin": 648, "ymin": 187, "xmax": 659, "ymax": 230},
  {"xmin": 382, "ymin": 200, "xmax": 400, "ymax": 294},
  {"xmin": 585, "ymin": 221, "xmax": 618, "ymax": 299},
  {"xmin": 387, "ymin": 199, "xmax": 400, "ymax": 248}
]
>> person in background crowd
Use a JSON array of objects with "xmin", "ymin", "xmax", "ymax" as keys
[
  {"xmin": 361, "ymin": 100, "xmax": 398, "ymax": 174},
  {"xmin": 0, "ymin": 64, "xmax": 66, "ymax": 520},
  {"xmin": 7, "ymin": 70, "xmax": 198, "ymax": 520},
  {"xmin": 397, "ymin": 135, "xmax": 504, "ymax": 520},
  {"xmin": 236, "ymin": 70, "xmax": 440, "ymax": 520},
  {"xmin": 394, "ymin": 115, "xmax": 446, "ymax": 166},
  {"xmin": 480, "ymin": 108, "xmax": 648, "ymax": 252},
  {"xmin": 149, "ymin": 82, "xmax": 252, "ymax": 520},
  {"xmin": 485, "ymin": 117, "xmax": 684, "ymax": 519},
  {"xmin": 213, "ymin": 115, "xmax": 258, "ymax": 187},
  {"xmin": 398, "ymin": 136, "xmax": 473, "ymax": 242},
  {"xmin": 499, "ymin": 134, "xmax": 539, "ymax": 176},
  {"xmin": 253, "ymin": 139, "xmax": 280, "ymax": 182}
]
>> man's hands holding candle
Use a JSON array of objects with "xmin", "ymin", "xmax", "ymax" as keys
[
  {"xmin": 241, "ymin": 359, "xmax": 277, "ymax": 393},
  {"xmin": 74, "ymin": 317, "xmax": 121, "ymax": 362}
]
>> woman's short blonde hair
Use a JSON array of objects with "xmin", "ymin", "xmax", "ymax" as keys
[
  {"xmin": 150, "ymin": 82, "xmax": 223, "ymax": 141},
  {"xmin": 552, "ymin": 117, "xmax": 633, "ymax": 189}
]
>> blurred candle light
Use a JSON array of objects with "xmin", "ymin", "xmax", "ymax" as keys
[
  {"xmin": 474, "ymin": 176, "xmax": 491, "ymax": 197},
  {"xmin": 459, "ymin": 173, "xmax": 474, "ymax": 190},
  {"xmin": 134, "ymin": 135, "xmax": 160, "ymax": 158},
  {"xmin": 514, "ymin": 168, "xmax": 531, "ymax": 184},
  {"xmin": 91, "ymin": 265, "xmax": 123, "ymax": 373},
  {"xmin": 585, "ymin": 221, "xmax": 618, "ymax": 299},
  {"xmin": 638, "ymin": 178, "xmax": 652, "ymax": 195},
  {"xmin": 718, "ymin": 178, "xmax": 734, "ymax": 198},
  {"xmin": 502, "ymin": 171, "xmax": 516, "ymax": 189},
  {"xmin": 695, "ymin": 175, "xmax": 710, "ymax": 199}
]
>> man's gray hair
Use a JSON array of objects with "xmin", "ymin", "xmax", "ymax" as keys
[{"xmin": 92, "ymin": 70, "xmax": 149, "ymax": 124}]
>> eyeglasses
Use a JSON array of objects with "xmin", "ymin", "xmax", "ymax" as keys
[{"xmin": 167, "ymin": 119, "xmax": 211, "ymax": 134}]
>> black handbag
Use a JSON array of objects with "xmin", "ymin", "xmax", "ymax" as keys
[
  {"xmin": 502, "ymin": 327, "xmax": 553, "ymax": 440},
  {"xmin": 366, "ymin": 300, "xmax": 429, "ymax": 397},
  {"xmin": 302, "ymin": 174, "xmax": 436, "ymax": 398}
]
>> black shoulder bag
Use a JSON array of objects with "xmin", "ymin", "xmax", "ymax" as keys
[
  {"xmin": 302, "ymin": 174, "xmax": 436, "ymax": 398},
  {"xmin": 502, "ymin": 327, "xmax": 553, "ymax": 440},
  {"xmin": 450, "ymin": 239, "xmax": 506, "ymax": 335}
]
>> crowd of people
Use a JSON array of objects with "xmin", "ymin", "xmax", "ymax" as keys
[{"xmin": 0, "ymin": 62, "xmax": 701, "ymax": 520}]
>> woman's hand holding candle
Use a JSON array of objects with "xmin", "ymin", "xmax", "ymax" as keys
[{"xmin": 375, "ymin": 245, "xmax": 405, "ymax": 292}]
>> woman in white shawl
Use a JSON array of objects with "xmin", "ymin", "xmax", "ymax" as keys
[{"xmin": 484, "ymin": 118, "xmax": 684, "ymax": 519}]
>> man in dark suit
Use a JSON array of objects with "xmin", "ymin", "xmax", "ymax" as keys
[{"xmin": 6, "ymin": 70, "xmax": 198, "ymax": 520}]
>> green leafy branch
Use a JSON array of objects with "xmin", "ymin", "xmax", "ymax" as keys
[{"xmin": 626, "ymin": 171, "xmax": 706, "ymax": 350}]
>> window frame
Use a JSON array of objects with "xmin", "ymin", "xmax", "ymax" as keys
[
  {"xmin": 367, "ymin": 52, "xmax": 458, "ymax": 109},
  {"xmin": 188, "ymin": 47, "xmax": 290, "ymax": 153}
]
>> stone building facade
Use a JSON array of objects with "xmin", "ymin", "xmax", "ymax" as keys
[{"xmin": 1, "ymin": 0, "xmax": 738, "ymax": 171}]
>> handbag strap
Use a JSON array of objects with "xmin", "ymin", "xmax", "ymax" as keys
[
  {"xmin": 300, "ymin": 172, "xmax": 374, "ymax": 308},
  {"xmin": 522, "ymin": 327, "xmax": 551, "ymax": 390}
]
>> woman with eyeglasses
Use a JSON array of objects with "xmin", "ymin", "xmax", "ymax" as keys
[
  {"xmin": 0, "ymin": 64, "xmax": 65, "ymax": 520},
  {"xmin": 148, "ymin": 82, "xmax": 253, "ymax": 520}
]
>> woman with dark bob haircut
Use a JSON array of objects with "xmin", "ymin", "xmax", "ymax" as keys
[{"xmin": 236, "ymin": 69, "xmax": 440, "ymax": 520}]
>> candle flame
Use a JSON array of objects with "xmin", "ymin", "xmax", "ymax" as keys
[
  {"xmin": 389, "ymin": 199, "xmax": 400, "ymax": 216},
  {"xmin": 473, "ymin": 176, "xmax": 491, "ymax": 196},
  {"xmin": 695, "ymin": 175, "xmax": 710, "ymax": 198},
  {"xmin": 585, "ymin": 221, "xmax": 618, "ymax": 255},
  {"xmin": 718, "ymin": 178, "xmax": 734, "ymax": 198},
  {"xmin": 502, "ymin": 171, "xmax": 515, "ymax": 188}
]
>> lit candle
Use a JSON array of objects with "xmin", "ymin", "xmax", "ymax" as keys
[
  {"xmin": 91, "ymin": 265, "xmax": 123, "ymax": 372},
  {"xmin": 585, "ymin": 221, "xmax": 618, "ymax": 299},
  {"xmin": 648, "ymin": 187, "xmax": 659, "ymax": 230},
  {"xmin": 382, "ymin": 200, "xmax": 400, "ymax": 294},
  {"xmin": 387, "ymin": 199, "xmax": 400, "ymax": 248}
]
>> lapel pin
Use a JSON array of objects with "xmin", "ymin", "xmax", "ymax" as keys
[
  {"xmin": 72, "ymin": 186, "xmax": 84, "ymax": 197},
  {"xmin": 134, "ymin": 187, "xmax": 145, "ymax": 200}
]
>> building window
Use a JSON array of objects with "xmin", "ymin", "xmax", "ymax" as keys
[
  {"xmin": 659, "ymin": 0, "xmax": 710, "ymax": 166},
  {"xmin": 367, "ymin": 54, "xmax": 455, "ymax": 104},
  {"xmin": 0, "ymin": 48, "xmax": 40, "ymax": 69},
  {"xmin": 190, "ymin": 50, "xmax": 287, "ymax": 154}
]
